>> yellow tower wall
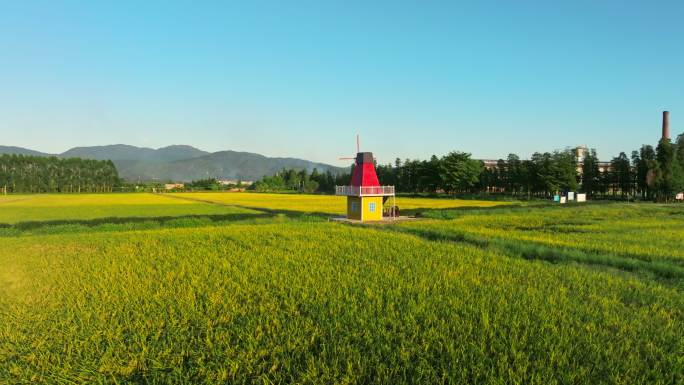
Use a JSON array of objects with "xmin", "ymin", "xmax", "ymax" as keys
[
  {"xmin": 346, "ymin": 196, "xmax": 384, "ymax": 221},
  {"xmin": 361, "ymin": 196, "xmax": 383, "ymax": 221}
]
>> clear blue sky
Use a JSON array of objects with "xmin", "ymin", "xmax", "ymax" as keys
[{"xmin": 1, "ymin": 1, "xmax": 682, "ymax": 165}]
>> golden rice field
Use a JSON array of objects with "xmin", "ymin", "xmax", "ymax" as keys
[
  {"xmin": 0, "ymin": 192, "xmax": 507, "ymax": 224},
  {"xmin": 169, "ymin": 192, "xmax": 508, "ymax": 215},
  {"xmin": 1, "ymin": 193, "xmax": 683, "ymax": 384},
  {"xmin": 0, "ymin": 193, "xmax": 258, "ymax": 224},
  {"xmin": 407, "ymin": 204, "xmax": 684, "ymax": 280}
]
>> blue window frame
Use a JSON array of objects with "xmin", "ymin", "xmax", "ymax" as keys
[{"xmin": 369, "ymin": 202, "xmax": 376, "ymax": 212}]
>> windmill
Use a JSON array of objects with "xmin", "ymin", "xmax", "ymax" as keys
[{"xmin": 335, "ymin": 135, "xmax": 396, "ymax": 221}]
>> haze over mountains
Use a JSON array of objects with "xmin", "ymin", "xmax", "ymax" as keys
[{"xmin": 0, "ymin": 144, "xmax": 345, "ymax": 182}]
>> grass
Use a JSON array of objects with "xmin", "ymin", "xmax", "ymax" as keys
[{"xmin": 0, "ymin": 193, "xmax": 683, "ymax": 384}]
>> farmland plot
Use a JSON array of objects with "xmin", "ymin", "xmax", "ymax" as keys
[
  {"xmin": 0, "ymin": 193, "xmax": 258, "ymax": 224},
  {"xmin": 407, "ymin": 204, "xmax": 684, "ymax": 282},
  {"xmin": 0, "ymin": 194, "xmax": 682, "ymax": 384},
  {"xmin": 169, "ymin": 192, "xmax": 509, "ymax": 215}
]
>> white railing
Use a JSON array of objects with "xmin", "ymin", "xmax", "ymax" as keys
[{"xmin": 335, "ymin": 185, "xmax": 395, "ymax": 196}]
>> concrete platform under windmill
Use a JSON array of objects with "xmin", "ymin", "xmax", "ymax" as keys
[{"xmin": 329, "ymin": 216, "xmax": 424, "ymax": 225}]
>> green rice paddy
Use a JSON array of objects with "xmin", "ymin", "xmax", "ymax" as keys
[{"xmin": 1, "ymin": 193, "xmax": 682, "ymax": 384}]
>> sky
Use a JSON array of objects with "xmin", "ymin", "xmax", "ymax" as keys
[{"xmin": 1, "ymin": 1, "xmax": 683, "ymax": 165}]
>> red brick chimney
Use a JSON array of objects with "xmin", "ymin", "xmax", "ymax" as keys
[{"xmin": 662, "ymin": 111, "xmax": 670, "ymax": 140}]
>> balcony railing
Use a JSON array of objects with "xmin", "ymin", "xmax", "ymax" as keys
[{"xmin": 335, "ymin": 185, "xmax": 395, "ymax": 196}]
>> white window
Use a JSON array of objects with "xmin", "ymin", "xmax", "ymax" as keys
[{"xmin": 369, "ymin": 202, "xmax": 376, "ymax": 212}]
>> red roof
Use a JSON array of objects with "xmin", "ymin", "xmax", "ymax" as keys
[{"xmin": 350, "ymin": 152, "xmax": 380, "ymax": 187}]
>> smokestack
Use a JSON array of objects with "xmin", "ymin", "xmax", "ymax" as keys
[{"xmin": 662, "ymin": 111, "xmax": 670, "ymax": 140}]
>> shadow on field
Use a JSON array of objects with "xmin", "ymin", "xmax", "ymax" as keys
[
  {"xmin": 415, "ymin": 201, "xmax": 638, "ymax": 220},
  {"xmin": 416, "ymin": 203, "xmax": 556, "ymax": 218},
  {"xmin": 155, "ymin": 193, "xmax": 337, "ymax": 218},
  {"xmin": 0, "ymin": 212, "xmax": 273, "ymax": 232},
  {"xmin": 232, "ymin": 205, "xmax": 336, "ymax": 218},
  {"xmin": 388, "ymin": 225, "xmax": 684, "ymax": 288}
]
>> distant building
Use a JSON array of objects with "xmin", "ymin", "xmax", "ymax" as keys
[
  {"xmin": 218, "ymin": 180, "xmax": 253, "ymax": 186},
  {"xmin": 480, "ymin": 159, "xmax": 499, "ymax": 170},
  {"xmin": 164, "ymin": 183, "xmax": 185, "ymax": 190},
  {"xmin": 479, "ymin": 147, "xmax": 611, "ymax": 174},
  {"xmin": 573, "ymin": 145, "xmax": 588, "ymax": 164},
  {"xmin": 572, "ymin": 146, "xmax": 612, "ymax": 173}
]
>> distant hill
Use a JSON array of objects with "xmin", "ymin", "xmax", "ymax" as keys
[
  {"xmin": 129, "ymin": 151, "xmax": 347, "ymax": 182},
  {"xmin": 0, "ymin": 144, "xmax": 346, "ymax": 182},
  {"xmin": 0, "ymin": 146, "xmax": 52, "ymax": 157},
  {"xmin": 60, "ymin": 144, "xmax": 209, "ymax": 162}
]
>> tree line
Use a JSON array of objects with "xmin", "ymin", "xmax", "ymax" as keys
[
  {"xmin": 377, "ymin": 151, "xmax": 578, "ymax": 197},
  {"xmin": 563, "ymin": 136, "xmax": 684, "ymax": 200},
  {"xmin": 0, "ymin": 154, "xmax": 120, "ymax": 194},
  {"xmin": 479, "ymin": 138, "xmax": 684, "ymax": 200},
  {"xmin": 254, "ymin": 133, "xmax": 684, "ymax": 200},
  {"xmin": 252, "ymin": 151, "xmax": 579, "ymax": 197},
  {"xmin": 578, "ymin": 141, "xmax": 679, "ymax": 201},
  {"xmin": 252, "ymin": 168, "xmax": 348, "ymax": 193}
]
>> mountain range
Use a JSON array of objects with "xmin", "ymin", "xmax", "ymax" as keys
[{"xmin": 0, "ymin": 144, "xmax": 346, "ymax": 182}]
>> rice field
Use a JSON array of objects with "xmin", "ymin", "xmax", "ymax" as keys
[
  {"xmin": 0, "ymin": 192, "xmax": 508, "ymax": 224},
  {"xmin": 1, "ymin": 193, "xmax": 683, "ymax": 384},
  {"xmin": 0, "ymin": 193, "xmax": 259, "ymax": 224},
  {"xmin": 406, "ymin": 204, "xmax": 684, "ymax": 283},
  {"xmin": 169, "ymin": 192, "xmax": 509, "ymax": 215}
]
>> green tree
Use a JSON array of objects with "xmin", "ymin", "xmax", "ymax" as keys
[
  {"xmin": 506, "ymin": 154, "xmax": 523, "ymax": 195},
  {"xmin": 635, "ymin": 145, "xmax": 657, "ymax": 199},
  {"xmin": 676, "ymin": 134, "xmax": 684, "ymax": 190},
  {"xmin": 655, "ymin": 139, "xmax": 678, "ymax": 201},
  {"xmin": 439, "ymin": 152, "xmax": 481, "ymax": 194},
  {"xmin": 552, "ymin": 151, "xmax": 578, "ymax": 193},
  {"xmin": 610, "ymin": 152, "xmax": 632, "ymax": 198},
  {"xmin": 581, "ymin": 149, "xmax": 600, "ymax": 197}
]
